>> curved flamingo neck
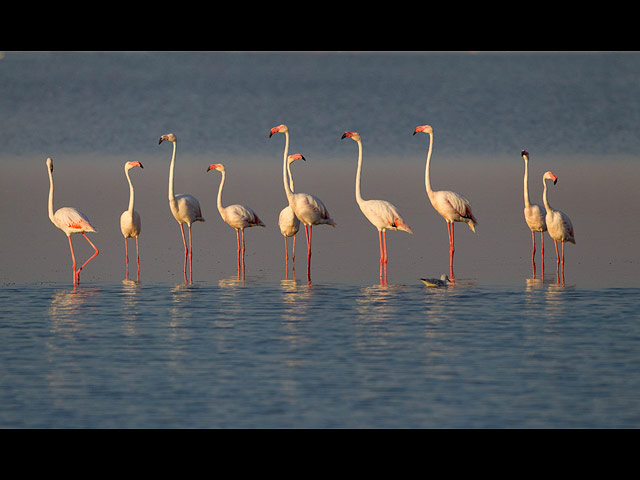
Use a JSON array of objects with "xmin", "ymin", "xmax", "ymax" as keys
[
  {"xmin": 542, "ymin": 177, "xmax": 553, "ymax": 213},
  {"xmin": 125, "ymin": 167, "xmax": 135, "ymax": 214},
  {"xmin": 354, "ymin": 137, "xmax": 365, "ymax": 205},
  {"xmin": 47, "ymin": 166, "xmax": 56, "ymax": 225},
  {"xmin": 424, "ymin": 131, "xmax": 435, "ymax": 199},
  {"xmin": 216, "ymin": 169, "xmax": 226, "ymax": 214},
  {"xmin": 168, "ymin": 141, "xmax": 177, "ymax": 206},
  {"xmin": 287, "ymin": 160, "xmax": 295, "ymax": 192},
  {"xmin": 523, "ymin": 157, "xmax": 531, "ymax": 208},
  {"xmin": 282, "ymin": 131, "xmax": 293, "ymax": 202}
]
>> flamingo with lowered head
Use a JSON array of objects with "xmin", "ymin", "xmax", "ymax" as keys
[
  {"xmin": 413, "ymin": 125, "xmax": 477, "ymax": 281},
  {"xmin": 542, "ymin": 171, "xmax": 575, "ymax": 281},
  {"xmin": 521, "ymin": 149, "xmax": 547, "ymax": 276},
  {"xmin": 159, "ymin": 133, "xmax": 204, "ymax": 284},
  {"xmin": 270, "ymin": 124, "xmax": 335, "ymax": 283},
  {"xmin": 206, "ymin": 162, "xmax": 265, "ymax": 275},
  {"xmin": 120, "ymin": 160, "xmax": 143, "ymax": 280},
  {"xmin": 46, "ymin": 157, "xmax": 99, "ymax": 286},
  {"xmin": 342, "ymin": 131, "xmax": 412, "ymax": 283},
  {"xmin": 278, "ymin": 153, "xmax": 303, "ymax": 274}
]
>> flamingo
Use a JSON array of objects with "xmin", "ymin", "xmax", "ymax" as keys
[
  {"xmin": 342, "ymin": 131, "xmax": 412, "ymax": 283},
  {"xmin": 413, "ymin": 125, "xmax": 477, "ymax": 281},
  {"xmin": 120, "ymin": 160, "xmax": 143, "ymax": 280},
  {"xmin": 270, "ymin": 124, "xmax": 335, "ymax": 282},
  {"xmin": 45, "ymin": 157, "xmax": 99, "ymax": 286},
  {"xmin": 159, "ymin": 133, "xmax": 204, "ymax": 284},
  {"xmin": 278, "ymin": 153, "xmax": 303, "ymax": 275},
  {"xmin": 542, "ymin": 171, "xmax": 575, "ymax": 282},
  {"xmin": 521, "ymin": 149, "xmax": 547, "ymax": 276},
  {"xmin": 206, "ymin": 163, "xmax": 265, "ymax": 275}
]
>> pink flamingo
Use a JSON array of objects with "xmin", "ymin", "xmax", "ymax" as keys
[
  {"xmin": 413, "ymin": 125, "xmax": 477, "ymax": 281},
  {"xmin": 270, "ymin": 124, "xmax": 335, "ymax": 282},
  {"xmin": 521, "ymin": 149, "xmax": 547, "ymax": 277},
  {"xmin": 159, "ymin": 133, "xmax": 204, "ymax": 284},
  {"xmin": 120, "ymin": 160, "xmax": 143, "ymax": 280},
  {"xmin": 542, "ymin": 171, "xmax": 575, "ymax": 282},
  {"xmin": 206, "ymin": 163, "xmax": 265, "ymax": 276},
  {"xmin": 342, "ymin": 131, "xmax": 412, "ymax": 283},
  {"xmin": 45, "ymin": 157, "xmax": 99, "ymax": 286},
  {"xmin": 278, "ymin": 153, "xmax": 303, "ymax": 276}
]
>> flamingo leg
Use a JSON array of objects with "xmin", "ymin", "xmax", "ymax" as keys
[
  {"xmin": 241, "ymin": 228, "xmax": 246, "ymax": 274},
  {"xmin": 531, "ymin": 230, "xmax": 537, "ymax": 277},
  {"xmin": 124, "ymin": 237, "xmax": 129, "ymax": 279},
  {"xmin": 540, "ymin": 231, "xmax": 545, "ymax": 275},
  {"xmin": 76, "ymin": 233, "xmax": 99, "ymax": 285},
  {"xmin": 136, "ymin": 236, "xmax": 140, "ymax": 280},
  {"xmin": 305, "ymin": 224, "xmax": 312, "ymax": 282},
  {"xmin": 382, "ymin": 230, "xmax": 388, "ymax": 284},
  {"xmin": 447, "ymin": 222, "xmax": 455, "ymax": 281},
  {"xmin": 292, "ymin": 234, "xmax": 296, "ymax": 276},
  {"xmin": 180, "ymin": 224, "xmax": 188, "ymax": 283},
  {"xmin": 68, "ymin": 235, "xmax": 77, "ymax": 286},
  {"xmin": 284, "ymin": 236, "xmax": 289, "ymax": 274},
  {"xmin": 379, "ymin": 230, "xmax": 384, "ymax": 280},
  {"xmin": 188, "ymin": 224, "xmax": 193, "ymax": 284},
  {"xmin": 236, "ymin": 228, "xmax": 241, "ymax": 273},
  {"xmin": 554, "ymin": 239, "xmax": 560, "ymax": 280}
]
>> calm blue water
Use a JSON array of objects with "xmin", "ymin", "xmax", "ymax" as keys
[
  {"xmin": 1, "ymin": 279, "xmax": 639, "ymax": 428},
  {"xmin": 2, "ymin": 51, "xmax": 640, "ymax": 428}
]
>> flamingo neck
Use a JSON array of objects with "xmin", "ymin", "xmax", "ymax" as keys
[
  {"xmin": 287, "ymin": 161, "xmax": 295, "ymax": 193},
  {"xmin": 523, "ymin": 157, "xmax": 531, "ymax": 208},
  {"xmin": 542, "ymin": 178, "xmax": 553, "ymax": 213},
  {"xmin": 168, "ymin": 141, "xmax": 177, "ymax": 207},
  {"xmin": 47, "ymin": 166, "xmax": 56, "ymax": 224},
  {"xmin": 424, "ymin": 132, "xmax": 435, "ymax": 199},
  {"xmin": 354, "ymin": 138, "xmax": 365, "ymax": 205},
  {"xmin": 216, "ymin": 169, "xmax": 226, "ymax": 215},
  {"xmin": 282, "ymin": 131, "xmax": 293, "ymax": 202},
  {"xmin": 126, "ymin": 168, "xmax": 135, "ymax": 214}
]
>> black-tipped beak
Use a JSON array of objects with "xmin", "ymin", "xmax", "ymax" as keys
[
  {"xmin": 412, "ymin": 130, "xmax": 417, "ymax": 136},
  {"xmin": 158, "ymin": 138, "xmax": 163, "ymax": 144},
  {"xmin": 553, "ymin": 178, "xmax": 557, "ymax": 185},
  {"xmin": 206, "ymin": 166, "xmax": 212, "ymax": 172},
  {"xmin": 341, "ymin": 133, "xmax": 347, "ymax": 139},
  {"xmin": 269, "ymin": 132, "xmax": 274, "ymax": 138}
]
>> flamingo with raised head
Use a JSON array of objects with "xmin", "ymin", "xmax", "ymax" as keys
[
  {"xmin": 413, "ymin": 125, "xmax": 477, "ymax": 281},
  {"xmin": 159, "ymin": 133, "xmax": 204, "ymax": 284},
  {"xmin": 207, "ymin": 163, "xmax": 265, "ymax": 276},
  {"xmin": 278, "ymin": 153, "xmax": 303, "ymax": 275},
  {"xmin": 521, "ymin": 149, "xmax": 547, "ymax": 276},
  {"xmin": 45, "ymin": 157, "xmax": 99, "ymax": 286},
  {"xmin": 342, "ymin": 131, "xmax": 412, "ymax": 283},
  {"xmin": 270, "ymin": 124, "xmax": 335, "ymax": 283},
  {"xmin": 542, "ymin": 171, "xmax": 575, "ymax": 282},
  {"xmin": 120, "ymin": 160, "xmax": 143, "ymax": 280}
]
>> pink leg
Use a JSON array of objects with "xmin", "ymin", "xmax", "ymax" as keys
[
  {"xmin": 531, "ymin": 230, "xmax": 537, "ymax": 276},
  {"xmin": 241, "ymin": 228, "xmax": 246, "ymax": 273},
  {"xmin": 68, "ymin": 235, "xmax": 77, "ymax": 285},
  {"xmin": 554, "ymin": 239, "xmax": 560, "ymax": 280},
  {"xmin": 292, "ymin": 234, "xmax": 296, "ymax": 276},
  {"xmin": 540, "ymin": 231, "xmax": 545, "ymax": 276},
  {"xmin": 135, "ymin": 236, "xmax": 140, "ymax": 280},
  {"xmin": 188, "ymin": 224, "xmax": 193, "ymax": 284},
  {"xmin": 180, "ymin": 224, "xmax": 188, "ymax": 283},
  {"xmin": 236, "ymin": 228, "xmax": 242, "ymax": 273},
  {"xmin": 124, "ymin": 237, "xmax": 129, "ymax": 279},
  {"xmin": 284, "ymin": 236, "xmax": 289, "ymax": 272},
  {"xmin": 447, "ymin": 222, "xmax": 455, "ymax": 281},
  {"xmin": 382, "ymin": 230, "xmax": 388, "ymax": 284},
  {"xmin": 379, "ymin": 230, "xmax": 384, "ymax": 280},
  {"xmin": 305, "ymin": 224, "xmax": 312, "ymax": 282},
  {"xmin": 76, "ymin": 233, "xmax": 99, "ymax": 284}
]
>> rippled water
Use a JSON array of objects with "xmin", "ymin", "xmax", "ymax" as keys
[
  {"xmin": 1, "ymin": 51, "xmax": 639, "ymax": 428},
  {"xmin": 0, "ymin": 280, "xmax": 638, "ymax": 428}
]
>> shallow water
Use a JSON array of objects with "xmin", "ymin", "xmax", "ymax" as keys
[
  {"xmin": 1, "ymin": 279, "xmax": 639, "ymax": 428},
  {"xmin": 1, "ymin": 51, "xmax": 639, "ymax": 428}
]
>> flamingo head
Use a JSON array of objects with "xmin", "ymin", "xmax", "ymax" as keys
[
  {"xmin": 543, "ymin": 171, "xmax": 558, "ymax": 185},
  {"xmin": 206, "ymin": 163, "xmax": 225, "ymax": 173},
  {"xmin": 46, "ymin": 157, "xmax": 53, "ymax": 172},
  {"xmin": 287, "ymin": 153, "xmax": 306, "ymax": 164},
  {"xmin": 341, "ymin": 131, "xmax": 361, "ymax": 142},
  {"xmin": 125, "ymin": 160, "xmax": 144, "ymax": 170},
  {"xmin": 413, "ymin": 125, "xmax": 433, "ymax": 135},
  {"xmin": 521, "ymin": 149, "xmax": 529, "ymax": 159},
  {"xmin": 269, "ymin": 124, "xmax": 288, "ymax": 137},
  {"xmin": 159, "ymin": 133, "xmax": 176, "ymax": 144}
]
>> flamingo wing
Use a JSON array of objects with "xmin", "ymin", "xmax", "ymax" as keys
[
  {"xmin": 175, "ymin": 193, "xmax": 204, "ymax": 224},
  {"xmin": 293, "ymin": 193, "xmax": 335, "ymax": 226},
  {"xmin": 224, "ymin": 204, "xmax": 265, "ymax": 229},
  {"xmin": 54, "ymin": 207, "xmax": 97, "ymax": 234},
  {"xmin": 361, "ymin": 199, "xmax": 412, "ymax": 233}
]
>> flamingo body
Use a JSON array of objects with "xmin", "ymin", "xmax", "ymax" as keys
[
  {"xmin": 46, "ymin": 157, "xmax": 99, "ymax": 286},
  {"xmin": 413, "ymin": 124, "xmax": 477, "ymax": 280},
  {"xmin": 271, "ymin": 124, "xmax": 335, "ymax": 282},
  {"xmin": 120, "ymin": 160, "xmax": 143, "ymax": 279},
  {"xmin": 342, "ymin": 131, "xmax": 411, "ymax": 283},
  {"xmin": 160, "ymin": 133, "xmax": 204, "ymax": 283},
  {"xmin": 542, "ymin": 171, "xmax": 575, "ymax": 282},
  {"xmin": 207, "ymin": 163, "xmax": 265, "ymax": 275}
]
